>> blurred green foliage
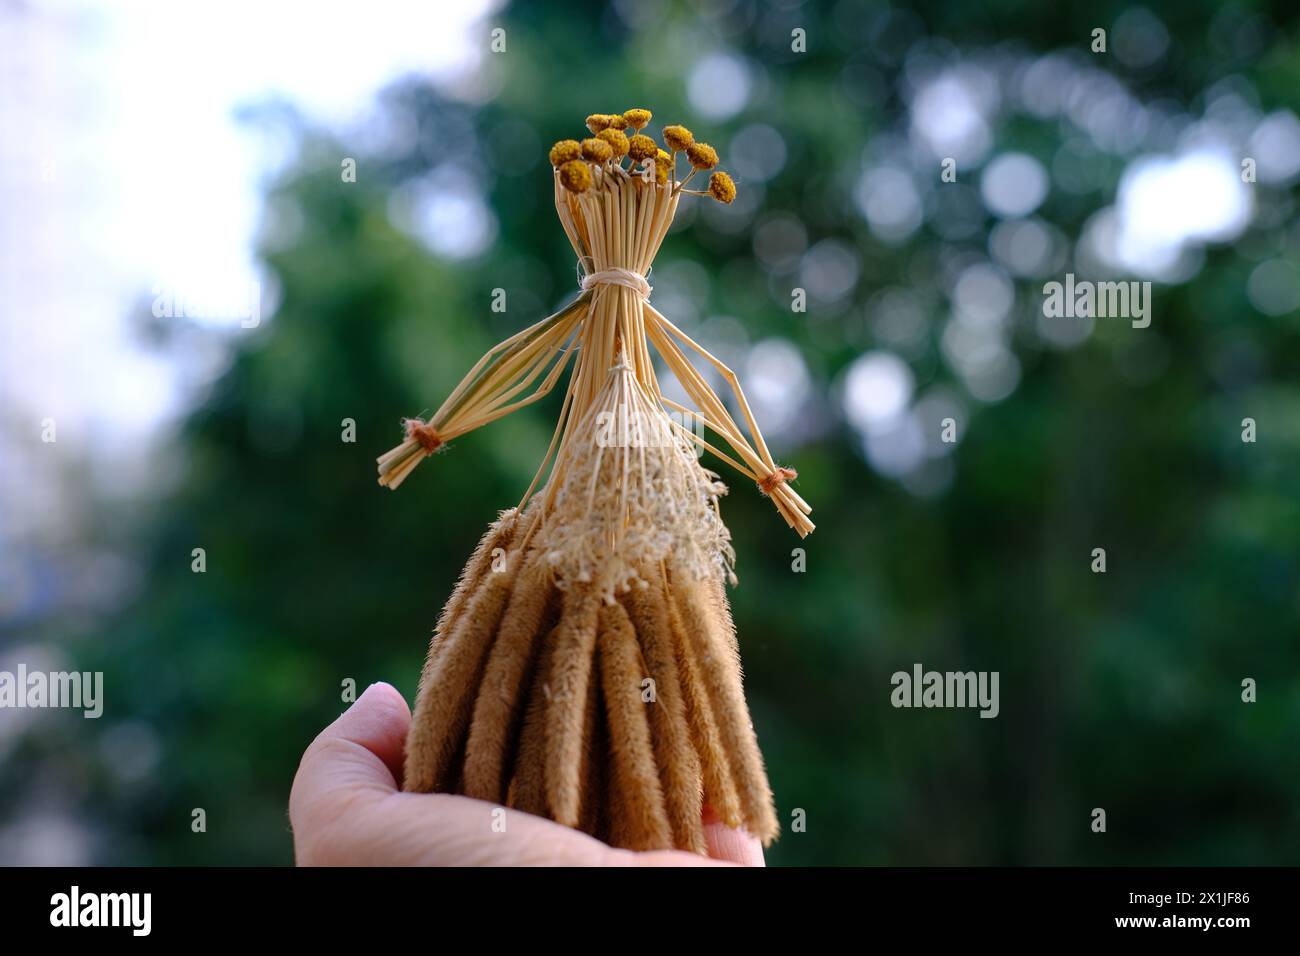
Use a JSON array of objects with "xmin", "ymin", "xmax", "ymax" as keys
[{"xmin": 51, "ymin": 0, "xmax": 1300, "ymax": 864}]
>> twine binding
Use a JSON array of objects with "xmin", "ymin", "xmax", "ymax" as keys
[
  {"xmin": 757, "ymin": 466, "xmax": 797, "ymax": 496},
  {"xmin": 404, "ymin": 418, "xmax": 444, "ymax": 454},
  {"xmin": 580, "ymin": 267, "xmax": 652, "ymax": 299}
]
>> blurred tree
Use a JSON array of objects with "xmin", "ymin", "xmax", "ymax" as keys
[{"xmin": 50, "ymin": 0, "xmax": 1300, "ymax": 865}]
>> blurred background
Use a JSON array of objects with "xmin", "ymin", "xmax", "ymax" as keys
[{"xmin": 2, "ymin": 0, "xmax": 1298, "ymax": 865}]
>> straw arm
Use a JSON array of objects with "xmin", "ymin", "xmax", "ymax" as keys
[
  {"xmin": 659, "ymin": 399, "xmax": 756, "ymax": 480},
  {"xmin": 642, "ymin": 311, "xmax": 766, "ymax": 476},
  {"xmin": 448, "ymin": 310, "xmax": 583, "ymax": 428},
  {"xmin": 378, "ymin": 297, "xmax": 589, "ymax": 490},
  {"xmin": 645, "ymin": 302, "xmax": 776, "ymax": 466},
  {"xmin": 644, "ymin": 303, "xmax": 814, "ymax": 536},
  {"xmin": 441, "ymin": 333, "xmax": 578, "ymax": 440},
  {"xmin": 435, "ymin": 296, "xmax": 589, "ymax": 427}
]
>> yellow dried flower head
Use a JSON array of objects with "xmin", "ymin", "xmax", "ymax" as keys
[
  {"xmin": 627, "ymin": 133, "xmax": 657, "ymax": 162},
  {"xmin": 597, "ymin": 128, "xmax": 629, "ymax": 157},
  {"xmin": 581, "ymin": 137, "xmax": 613, "ymax": 163},
  {"xmin": 708, "ymin": 171, "xmax": 736, "ymax": 204},
  {"xmin": 559, "ymin": 159, "xmax": 592, "ymax": 193},
  {"xmin": 623, "ymin": 108, "xmax": 652, "ymax": 130},
  {"xmin": 654, "ymin": 151, "xmax": 671, "ymax": 185},
  {"xmin": 585, "ymin": 114, "xmax": 612, "ymax": 134},
  {"xmin": 663, "ymin": 125, "xmax": 694, "ymax": 152},
  {"xmin": 605, "ymin": 113, "xmax": 628, "ymax": 131},
  {"xmin": 548, "ymin": 139, "xmax": 582, "ymax": 167},
  {"xmin": 686, "ymin": 142, "xmax": 718, "ymax": 169}
]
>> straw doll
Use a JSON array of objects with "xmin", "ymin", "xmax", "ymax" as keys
[{"xmin": 377, "ymin": 108, "xmax": 813, "ymax": 853}]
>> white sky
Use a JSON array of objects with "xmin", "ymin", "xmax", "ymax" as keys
[{"xmin": 0, "ymin": 0, "xmax": 497, "ymax": 473}]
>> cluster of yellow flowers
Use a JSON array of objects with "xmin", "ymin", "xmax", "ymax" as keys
[{"xmin": 548, "ymin": 107, "xmax": 736, "ymax": 204}]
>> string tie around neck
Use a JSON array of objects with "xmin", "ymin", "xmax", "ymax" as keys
[{"xmin": 579, "ymin": 267, "xmax": 652, "ymax": 299}]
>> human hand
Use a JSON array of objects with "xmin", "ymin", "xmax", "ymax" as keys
[{"xmin": 289, "ymin": 682, "xmax": 765, "ymax": 866}]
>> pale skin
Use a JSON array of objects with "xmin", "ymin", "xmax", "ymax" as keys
[{"xmin": 289, "ymin": 682, "xmax": 765, "ymax": 866}]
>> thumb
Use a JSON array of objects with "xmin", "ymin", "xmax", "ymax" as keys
[
  {"xmin": 290, "ymin": 682, "xmax": 412, "ymax": 836},
  {"xmin": 318, "ymin": 682, "xmax": 411, "ymax": 784}
]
